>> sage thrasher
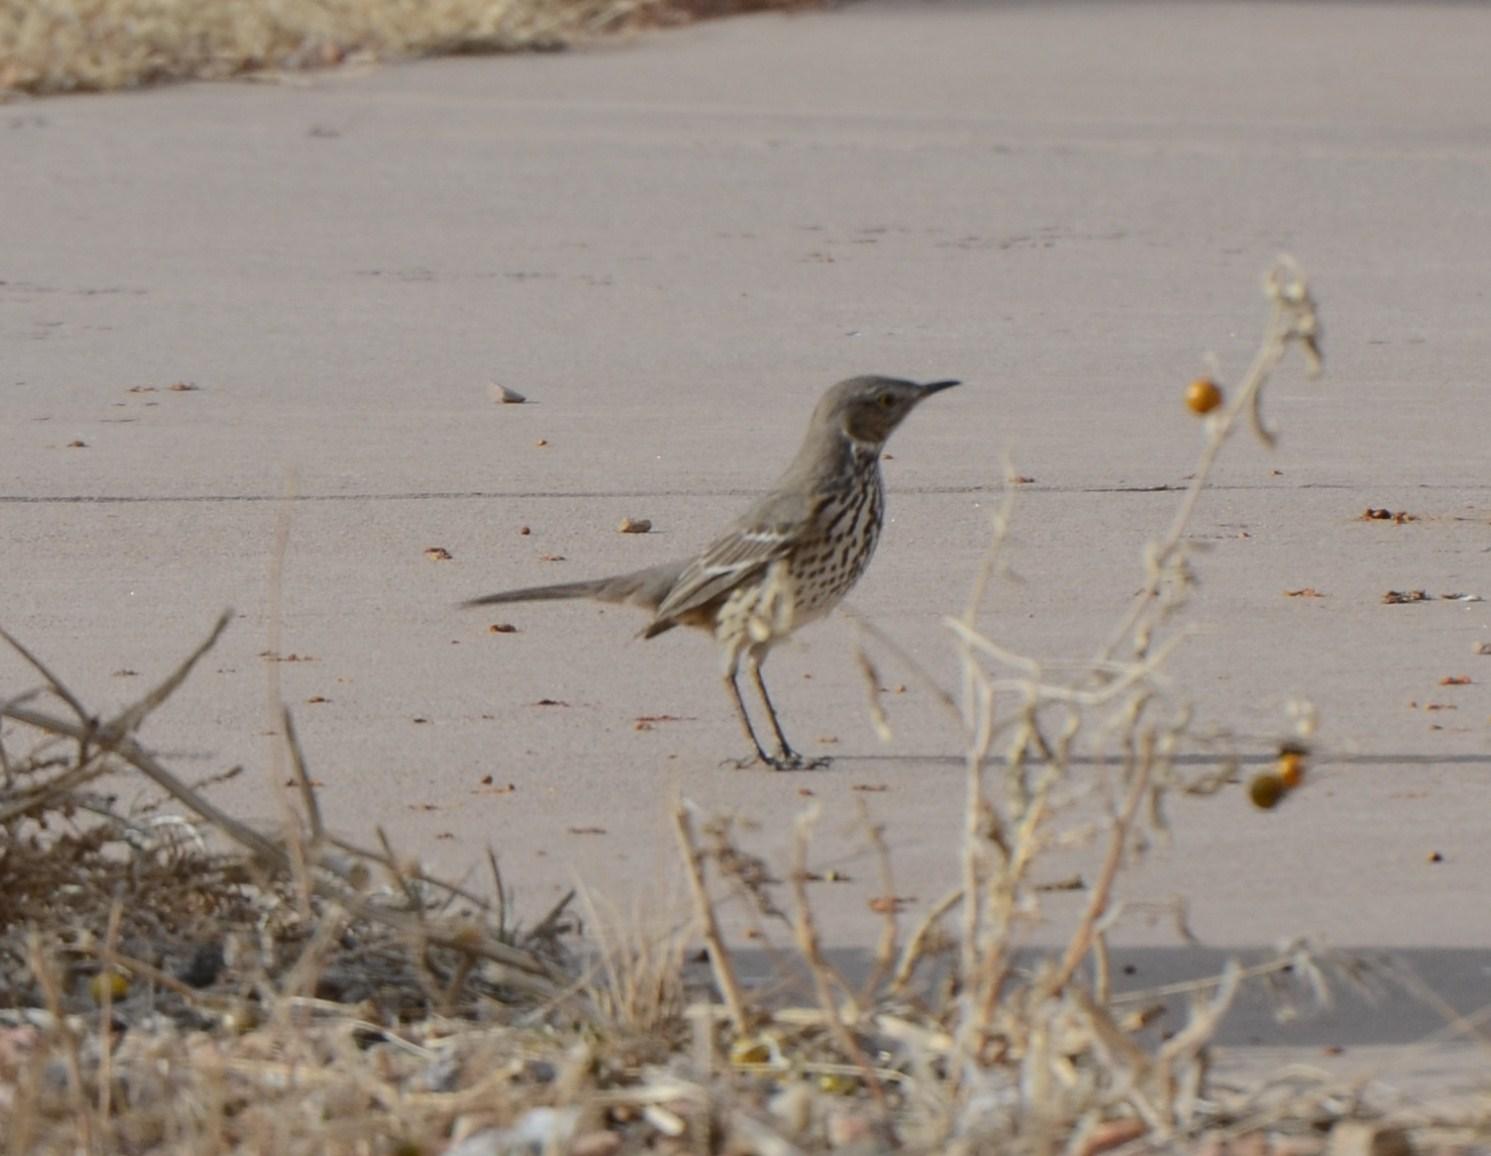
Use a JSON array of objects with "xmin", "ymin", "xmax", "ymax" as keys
[{"xmin": 465, "ymin": 375, "xmax": 959, "ymax": 770}]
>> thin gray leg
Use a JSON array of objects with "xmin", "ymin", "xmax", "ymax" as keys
[
  {"xmin": 749, "ymin": 655, "xmax": 828, "ymax": 769},
  {"xmin": 724, "ymin": 672, "xmax": 775, "ymax": 768}
]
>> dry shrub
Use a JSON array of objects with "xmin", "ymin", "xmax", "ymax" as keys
[
  {"xmin": 0, "ymin": 611, "xmax": 581, "ymax": 1151},
  {"xmin": 666, "ymin": 259, "xmax": 1450, "ymax": 1154},
  {"xmin": 0, "ymin": 0, "xmax": 816, "ymax": 98},
  {"xmin": 578, "ymin": 887, "xmax": 693, "ymax": 1046}
]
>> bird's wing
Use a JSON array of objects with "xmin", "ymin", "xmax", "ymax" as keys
[{"xmin": 652, "ymin": 490, "xmax": 820, "ymax": 625}]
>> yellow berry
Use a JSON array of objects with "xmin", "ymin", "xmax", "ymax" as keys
[
  {"xmin": 730, "ymin": 1038, "xmax": 773, "ymax": 1066},
  {"xmin": 1278, "ymin": 750, "xmax": 1306, "ymax": 789},
  {"xmin": 88, "ymin": 971, "xmax": 129, "ymax": 1002},
  {"xmin": 1249, "ymin": 773, "xmax": 1285, "ymax": 810},
  {"xmin": 1186, "ymin": 377, "xmax": 1223, "ymax": 415}
]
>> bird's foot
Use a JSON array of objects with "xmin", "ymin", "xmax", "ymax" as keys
[
  {"xmin": 770, "ymin": 750, "xmax": 833, "ymax": 771},
  {"xmin": 775, "ymin": 736, "xmax": 836, "ymax": 769},
  {"xmin": 776, "ymin": 739, "xmax": 832, "ymax": 771},
  {"xmin": 779, "ymin": 755, "xmax": 831, "ymax": 771},
  {"xmin": 718, "ymin": 751, "xmax": 828, "ymax": 769},
  {"xmin": 722, "ymin": 750, "xmax": 830, "ymax": 772}
]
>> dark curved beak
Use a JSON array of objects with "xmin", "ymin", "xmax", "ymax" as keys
[{"xmin": 919, "ymin": 379, "xmax": 961, "ymax": 396}]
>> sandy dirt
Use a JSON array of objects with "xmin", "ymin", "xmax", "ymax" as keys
[{"xmin": 3, "ymin": 1, "xmax": 1490, "ymax": 1066}]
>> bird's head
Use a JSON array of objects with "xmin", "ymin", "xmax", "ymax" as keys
[{"xmin": 817, "ymin": 375, "xmax": 961, "ymax": 447}]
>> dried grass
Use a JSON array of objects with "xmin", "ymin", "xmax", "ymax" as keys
[
  {"xmin": 0, "ymin": 0, "xmax": 811, "ymax": 99},
  {"xmin": 3, "ymin": 262, "xmax": 1487, "ymax": 1153}
]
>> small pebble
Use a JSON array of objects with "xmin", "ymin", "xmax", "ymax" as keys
[
  {"xmin": 489, "ymin": 384, "xmax": 526, "ymax": 404},
  {"xmin": 642, "ymin": 1104, "xmax": 685, "ymax": 1138},
  {"xmin": 618, "ymin": 517, "xmax": 652, "ymax": 534}
]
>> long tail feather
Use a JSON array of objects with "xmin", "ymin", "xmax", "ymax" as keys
[
  {"xmin": 462, "ymin": 561, "xmax": 686, "ymax": 613},
  {"xmin": 463, "ymin": 580, "xmax": 607, "ymax": 608}
]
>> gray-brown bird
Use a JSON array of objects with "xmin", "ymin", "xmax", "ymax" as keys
[{"xmin": 465, "ymin": 375, "xmax": 959, "ymax": 770}]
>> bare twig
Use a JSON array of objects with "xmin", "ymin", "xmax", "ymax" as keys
[
  {"xmin": 376, "ymin": 826, "xmax": 426, "ymax": 918},
  {"xmin": 1047, "ymin": 729, "xmax": 1154, "ymax": 996},
  {"xmin": 0, "ymin": 622, "xmax": 92, "ymax": 726},
  {"xmin": 0, "ymin": 699, "xmax": 559, "ymax": 989},
  {"xmin": 673, "ymin": 802, "xmax": 751, "ymax": 1034},
  {"xmin": 961, "ymin": 461, "xmax": 1021, "ymax": 626},
  {"xmin": 0, "ymin": 754, "xmax": 114, "ymax": 824},
  {"xmin": 890, "ymin": 886, "xmax": 961, "ymax": 997},
  {"xmin": 790, "ymin": 805, "xmax": 888, "ymax": 1111},
  {"xmin": 1094, "ymin": 257, "xmax": 1321, "ymax": 667},
  {"xmin": 841, "ymin": 605, "xmax": 960, "ymax": 722},
  {"xmin": 853, "ymin": 643, "xmax": 895, "ymax": 743},
  {"xmin": 283, "ymin": 706, "xmax": 322, "ymax": 841},
  {"xmin": 96, "ymin": 897, "xmax": 124, "ymax": 1128},
  {"xmin": 105, "ymin": 609, "xmax": 233, "ymax": 737},
  {"xmin": 957, "ymin": 672, "xmax": 996, "ymax": 1000},
  {"xmin": 857, "ymin": 798, "xmax": 900, "ymax": 1003},
  {"xmin": 27, "ymin": 935, "xmax": 94, "ymax": 1151}
]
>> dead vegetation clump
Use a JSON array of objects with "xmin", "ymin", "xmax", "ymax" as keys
[
  {"xmin": 0, "ymin": 612, "xmax": 585, "ymax": 1151},
  {"xmin": 3, "ymin": 261, "xmax": 1486, "ymax": 1153},
  {"xmin": 0, "ymin": 0, "xmax": 814, "ymax": 99}
]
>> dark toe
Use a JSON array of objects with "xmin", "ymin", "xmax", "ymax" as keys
[
  {"xmin": 768, "ymin": 750, "xmax": 831, "ymax": 771},
  {"xmin": 722, "ymin": 754, "xmax": 764, "ymax": 770}
]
